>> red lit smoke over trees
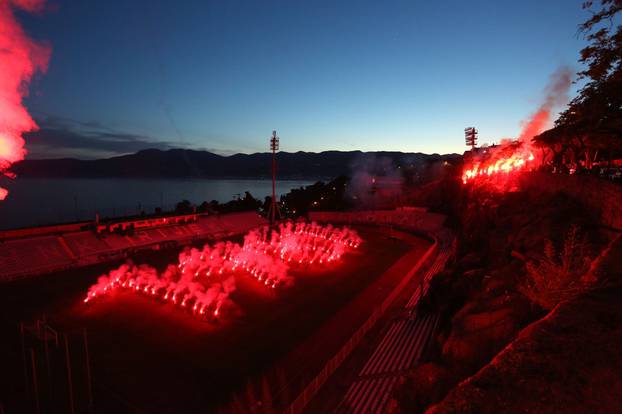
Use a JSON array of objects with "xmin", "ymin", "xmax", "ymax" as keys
[
  {"xmin": 462, "ymin": 67, "xmax": 573, "ymax": 185},
  {"xmin": 533, "ymin": 0, "xmax": 622, "ymax": 171}
]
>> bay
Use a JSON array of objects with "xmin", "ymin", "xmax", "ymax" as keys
[{"xmin": 0, "ymin": 178, "xmax": 315, "ymax": 230}]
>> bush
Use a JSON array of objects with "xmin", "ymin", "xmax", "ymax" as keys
[{"xmin": 521, "ymin": 224, "xmax": 592, "ymax": 310}]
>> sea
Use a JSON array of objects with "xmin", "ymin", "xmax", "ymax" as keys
[{"xmin": 0, "ymin": 178, "xmax": 315, "ymax": 230}]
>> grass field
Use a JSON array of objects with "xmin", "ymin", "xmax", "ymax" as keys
[{"xmin": 0, "ymin": 226, "xmax": 429, "ymax": 413}]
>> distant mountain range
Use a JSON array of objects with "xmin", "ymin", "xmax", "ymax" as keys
[{"xmin": 13, "ymin": 149, "xmax": 461, "ymax": 179}]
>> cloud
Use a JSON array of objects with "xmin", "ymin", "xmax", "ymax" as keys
[{"xmin": 24, "ymin": 115, "xmax": 180, "ymax": 159}]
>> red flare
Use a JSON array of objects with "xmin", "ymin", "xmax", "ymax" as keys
[
  {"xmin": 462, "ymin": 151, "xmax": 535, "ymax": 184},
  {"xmin": 82, "ymin": 222, "xmax": 362, "ymax": 321}
]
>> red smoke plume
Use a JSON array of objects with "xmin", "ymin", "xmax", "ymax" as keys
[
  {"xmin": 0, "ymin": 0, "xmax": 50, "ymax": 200},
  {"xmin": 462, "ymin": 67, "xmax": 573, "ymax": 185},
  {"xmin": 518, "ymin": 66, "xmax": 573, "ymax": 148}
]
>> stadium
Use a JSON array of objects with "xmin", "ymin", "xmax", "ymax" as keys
[
  {"xmin": 0, "ymin": 207, "xmax": 453, "ymax": 413},
  {"xmin": 5, "ymin": 1, "xmax": 621, "ymax": 413}
]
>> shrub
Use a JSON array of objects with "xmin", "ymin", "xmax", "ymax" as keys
[{"xmin": 521, "ymin": 224, "xmax": 591, "ymax": 310}]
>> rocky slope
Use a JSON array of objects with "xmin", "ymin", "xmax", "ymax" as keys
[
  {"xmin": 388, "ymin": 173, "xmax": 620, "ymax": 413},
  {"xmin": 428, "ymin": 235, "xmax": 622, "ymax": 413}
]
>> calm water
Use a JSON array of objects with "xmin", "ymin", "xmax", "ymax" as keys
[{"xmin": 0, "ymin": 178, "xmax": 315, "ymax": 230}]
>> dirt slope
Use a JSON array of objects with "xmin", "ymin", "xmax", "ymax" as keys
[{"xmin": 428, "ymin": 235, "xmax": 622, "ymax": 413}]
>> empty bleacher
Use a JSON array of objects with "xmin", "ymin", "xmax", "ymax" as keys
[
  {"xmin": 99, "ymin": 234, "xmax": 135, "ymax": 251},
  {"xmin": 291, "ymin": 209, "xmax": 455, "ymax": 414},
  {"xmin": 0, "ymin": 211, "xmax": 268, "ymax": 282},
  {"xmin": 62, "ymin": 232, "xmax": 111, "ymax": 258},
  {"xmin": 309, "ymin": 208, "xmax": 449, "ymax": 245},
  {"xmin": 5, "ymin": 210, "xmax": 448, "ymax": 283},
  {"xmin": 216, "ymin": 212, "xmax": 267, "ymax": 235},
  {"xmin": 0, "ymin": 236, "xmax": 74, "ymax": 281}
]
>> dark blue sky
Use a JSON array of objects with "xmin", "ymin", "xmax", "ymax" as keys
[{"xmin": 23, "ymin": 0, "xmax": 588, "ymax": 158}]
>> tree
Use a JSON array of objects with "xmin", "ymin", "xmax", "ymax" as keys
[
  {"xmin": 175, "ymin": 199, "xmax": 194, "ymax": 214},
  {"xmin": 578, "ymin": 1, "xmax": 622, "ymax": 82},
  {"xmin": 532, "ymin": 125, "xmax": 572, "ymax": 168},
  {"xmin": 534, "ymin": 1, "xmax": 622, "ymax": 169}
]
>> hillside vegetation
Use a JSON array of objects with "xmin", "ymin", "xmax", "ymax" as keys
[{"xmin": 388, "ymin": 173, "xmax": 620, "ymax": 413}]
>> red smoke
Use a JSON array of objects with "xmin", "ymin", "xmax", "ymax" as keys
[
  {"xmin": 518, "ymin": 66, "xmax": 573, "ymax": 147},
  {"xmin": 462, "ymin": 67, "xmax": 573, "ymax": 185},
  {"xmin": 83, "ymin": 223, "xmax": 362, "ymax": 321},
  {"xmin": 0, "ymin": 0, "xmax": 50, "ymax": 200}
]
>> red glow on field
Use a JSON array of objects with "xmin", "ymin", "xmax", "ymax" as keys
[
  {"xmin": 83, "ymin": 222, "xmax": 361, "ymax": 322},
  {"xmin": 0, "ymin": 0, "xmax": 51, "ymax": 200}
]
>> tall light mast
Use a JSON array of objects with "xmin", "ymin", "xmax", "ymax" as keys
[
  {"xmin": 268, "ymin": 130, "xmax": 281, "ymax": 224},
  {"xmin": 464, "ymin": 127, "xmax": 478, "ymax": 150}
]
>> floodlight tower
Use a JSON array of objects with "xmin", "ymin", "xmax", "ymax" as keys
[
  {"xmin": 268, "ymin": 130, "xmax": 282, "ymax": 224},
  {"xmin": 464, "ymin": 127, "xmax": 478, "ymax": 150}
]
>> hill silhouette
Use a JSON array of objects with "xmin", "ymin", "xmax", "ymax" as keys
[{"xmin": 13, "ymin": 149, "xmax": 461, "ymax": 179}]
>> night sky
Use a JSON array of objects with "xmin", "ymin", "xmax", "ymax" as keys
[{"xmin": 22, "ymin": 0, "xmax": 588, "ymax": 159}]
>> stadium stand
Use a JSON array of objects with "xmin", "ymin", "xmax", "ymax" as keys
[
  {"xmin": 0, "ymin": 236, "xmax": 74, "ymax": 281},
  {"xmin": 99, "ymin": 234, "xmax": 134, "ymax": 251},
  {"xmin": 335, "ymin": 248, "xmax": 453, "ymax": 414},
  {"xmin": 309, "ymin": 208, "xmax": 451, "ymax": 246},
  {"xmin": 62, "ymin": 232, "xmax": 111, "ymax": 258},
  {"xmin": 0, "ymin": 212, "xmax": 267, "ymax": 282},
  {"xmin": 96, "ymin": 213, "xmax": 198, "ymax": 234},
  {"xmin": 288, "ymin": 208, "xmax": 455, "ymax": 414},
  {"xmin": 338, "ymin": 314, "xmax": 440, "ymax": 414},
  {"xmin": 0, "ymin": 221, "xmax": 90, "ymax": 241}
]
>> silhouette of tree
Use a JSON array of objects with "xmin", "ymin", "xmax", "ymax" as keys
[
  {"xmin": 534, "ymin": 1, "xmax": 622, "ymax": 169},
  {"xmin": 175, "ymin": 199, "xmax": 194, "ymax": 214}
]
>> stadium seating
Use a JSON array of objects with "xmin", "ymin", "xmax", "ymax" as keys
[
  {"xmin": 62, "ymin": 232, "xmax": 111, "ymax": 258},
  {"xmin": 3, "ymin": 210, "xmax": 451, "ymax": 283},
  {"xmin": 0, "ymin": 211, "xmax": 268, "ymax": 282},
  {"xmin": 309, "ymin": 209, "xmax": 450, "ymax": 246},
  {"xmin": 0, "ymin": 236, "xmax": 73, "ymax": 282},
  {"xmin": 100, "ymin": 234, "xmax": 135, "ymax": 251}
]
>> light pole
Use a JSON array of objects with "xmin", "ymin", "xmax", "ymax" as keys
[
  {"xmin": 268, "ymin": 130, "xmax": 281, "ymax": 224},
  {"xmin": 464, "ymin": 127, "xmax": 478, "ymax": 150}
]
